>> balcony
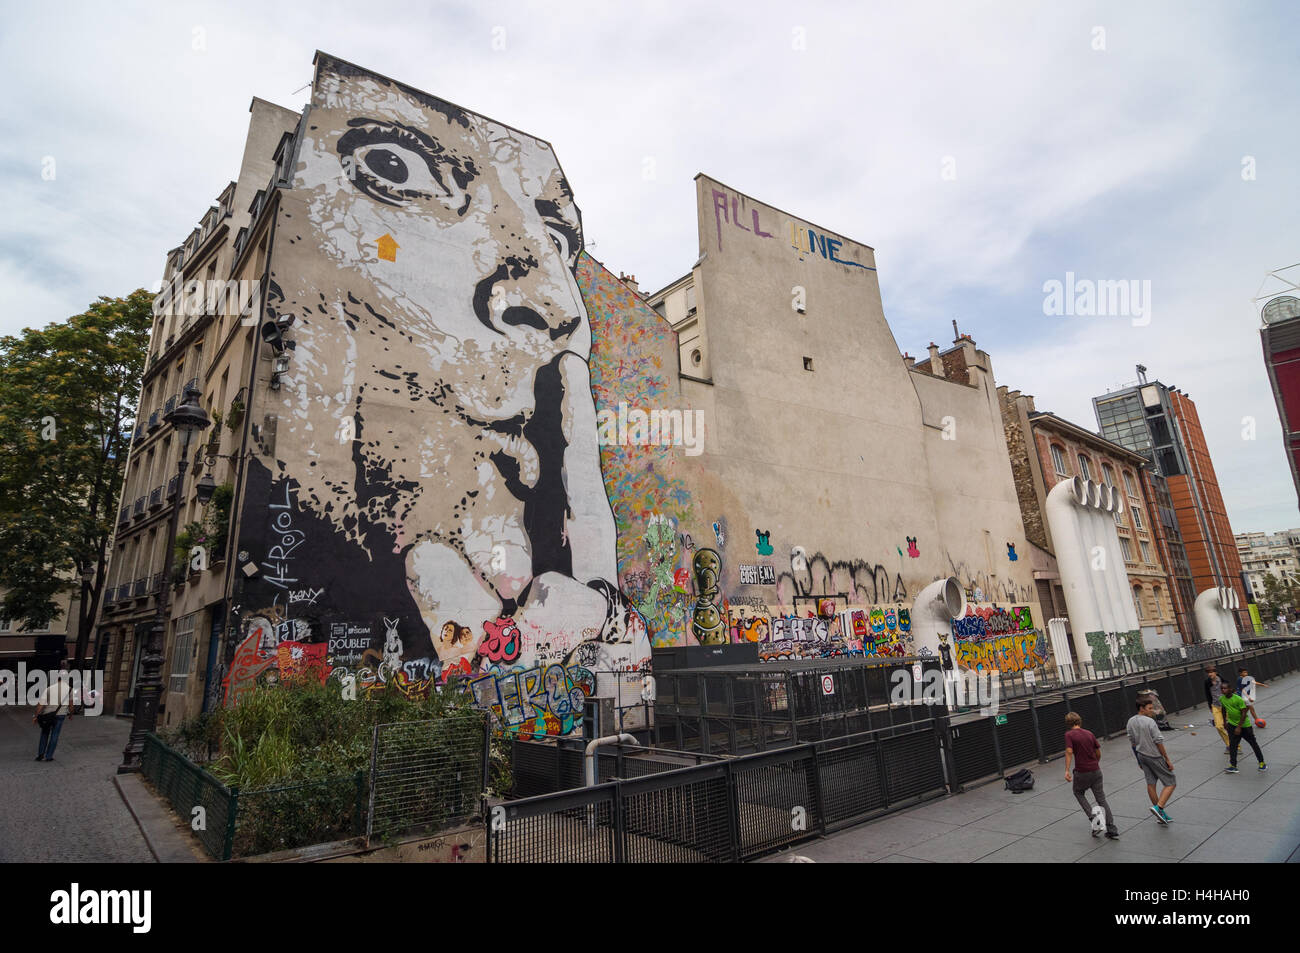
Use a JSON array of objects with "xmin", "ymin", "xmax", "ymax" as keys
[
  {"xmin": 185, "ymin": 377, "xmax": 200, "ymax": 396},
  {"xmin": 150, "ymin": 571, "xmax": 165, "ymax": 593},
  {"xmin": 147, "ymin": 411, "xmax": 161, "ymax": 432},
  {"xmin": 148, "ymin": 486, "xmax": 163, "ymax": 510},
  {"xmin": 166, "ymin": 475, "xmax": 179, "ymax": 499},
  {"xmin": 132, "ymin": 577, "xmax": 147, "ymax": 598},
  {"xmin": 164, "ymin": 394, "xmax": 177, "ymax": 416},
  {"xmin": 133, "ymin": 424, "xmax": 145, "ymax": 445},
  {"xmin": 118, "ymin": 506, "xmax": 130, "ymax": 526},
  {"xmin": 132, "ymin": 496, "xmax": 145, "ymax": 518}
]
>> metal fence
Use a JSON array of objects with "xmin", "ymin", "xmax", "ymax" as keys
[
  {"xmin": 491, "ymin": 642, "xmax": 1300, "ymax": 863},
  {"xmin": 367, "ymin": 712, "xmax": 489, "ymax": 845},
  {"xmin": 510, "ymin": 736, "xmax": 726, "ymax": 798},
  {"xmin": 142, "ymin": 734, "xmax": 236, "ymax": 859},
  {"xmin": 653, "ymin": 656, "xmax": 944, "ymax": 755}
]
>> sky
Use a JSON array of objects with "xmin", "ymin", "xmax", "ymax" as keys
[{"xmin": 3, "ymin": 0, "xmax": 1298, "ymax": 533}]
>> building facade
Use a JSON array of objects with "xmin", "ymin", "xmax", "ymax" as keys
[
  {"xmin": 1259, "ymin": 293, "xmax": 1300, "ymax": 510},
  {"xmin": 1236, "ymin": 528, "xmax": 1300, "ymax": 603},
  {"xmin": 99, "ymin": 54, "xmax": 1053, "ymax": 733},
  {"xmin": 94, "ymin": 97, "xmax": 301, "ymax": 719},
  {"xmin": 998, "ymin": 391, "xmax": 1183, "ymax": 653},
  {"xmin": 1094, "ymin": 375, "xmax": 1247, "ymax": 633}
]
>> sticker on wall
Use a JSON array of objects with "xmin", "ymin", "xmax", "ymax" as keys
[
  {"xmin": 712, "ymin": 519, "xmax": 726, "ymax": 549},
  {"xmin": 906, "ymin": 537, "xmax": 920, "ymax": 558},
  {"xmin": 1007, "ymin": 542, "xmax": 1018, "ymax": 562},
  {"xmin": 376, "ymin": 233, "xmax": 399, "ymax": 261},
  {"xmin": 739, "ymin": 564, "xmax": 776, "ymax": 585},
  {"xmin": 755, "ymin": 530, "xmax": 773, "ymax": 556},
  {"xmin": 691, "ymin": 549, "xmax": 726, "ymax": 644}
]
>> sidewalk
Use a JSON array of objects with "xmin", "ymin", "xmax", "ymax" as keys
[
  {"xmin": 0, "ymin": 706, "xmax": 154, "ymax": 862},
  {"xmin": 763, "ymin": 669, "xmax": 1300, "ymax": 863}
]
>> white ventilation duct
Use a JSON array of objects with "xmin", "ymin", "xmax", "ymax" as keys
[
  {"xmin": 910, "ymin": 577, "xmax": 966, "ymax": 658},
  {"xmin": 1045, "ymin": 477, "xmax": 1140, "ymax": 669},
  {"xmin": 1194, "ymin": 587, "xmax": 1242, "ymax": 651}
]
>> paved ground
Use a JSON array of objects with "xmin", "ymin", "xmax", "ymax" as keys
[
  {"xmin": 764, "ymin": 669, "xmax": 1300, "ymax": 863},
  {"xmin": 0, "ymin": 706, "xmax": 155, "ymax": 862}
]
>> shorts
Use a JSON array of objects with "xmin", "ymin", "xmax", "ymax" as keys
[{"xmin": 1136, "ymin": 752, "xmax": 1175, "ymax": 787}]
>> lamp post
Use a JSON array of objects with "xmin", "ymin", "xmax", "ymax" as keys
[{"xmin": 119, "ymin": 386, "xmax": 210, "ymax": 773}]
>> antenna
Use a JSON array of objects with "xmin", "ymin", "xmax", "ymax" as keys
[{"xmin": 1136, "ymin": 364, "xmax": 1148, "ymax": 385}]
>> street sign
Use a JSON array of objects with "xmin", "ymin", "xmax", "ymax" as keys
[
  {"xmin": 912, "ymin": 663, "xmax": 923, "ymax": 682},
  {"xmin": 1024, "ymin": 670, "xmax": 1036, "ymax": 686},
  {"xmin": 995, "ymin": 714, "xmax": 1007, "ymax": 725},
  {"xmin": 821, "ymin": 674, "xmax": 835, "ymax": 696}
]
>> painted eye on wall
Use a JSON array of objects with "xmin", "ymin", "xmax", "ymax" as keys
[{"xmin": 338, "ymin": 122, "xmax": 458, "ymax": 207}]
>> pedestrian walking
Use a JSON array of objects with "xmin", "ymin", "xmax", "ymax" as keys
[
  {"xmin": 1204, "ymin": 665, "xmax": 1230, "ymax": 754},
  {"xmin": 1220, "ymin": 681, "xmax": 1266, "ymax": 773},
  {"xmin": 1064, "ymin": 711, "xmax": 1119, "ymax": 839},
  {"xmin": 33, "ymin": 661, "xmax": 75, "ymax": 762},
  {"xmin": 1126, "ymin": 696, "xmax": 1176, "ymax": 824}
]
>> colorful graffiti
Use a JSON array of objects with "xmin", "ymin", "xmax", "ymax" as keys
[
  {"xmin": 1085, "ymin": 629, "xmax": 1143, "ymax": 669},
  {"xmin": 951, "ymin": 605, "xmax": 1047, "ymax": 673},
  {"xmin": 468, "ymin": 664, "xmax": 595, "ymax": 738},
  {"xmin": 691, "ymin": 549, "xmax": 726, "ymax": 645}
]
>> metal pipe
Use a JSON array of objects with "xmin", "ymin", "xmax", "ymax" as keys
[{"xmin": 585, "ymin": 733, "xmax": 639, "ymax": 788}]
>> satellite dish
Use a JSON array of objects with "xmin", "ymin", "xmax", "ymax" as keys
[{"xmin": 1262, "ymin": 296, "xmax": 1300, "ymax": 325}]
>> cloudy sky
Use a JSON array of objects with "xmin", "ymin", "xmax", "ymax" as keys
[{"xmin": 4, "ymin": 0, "xmax": 1298, "ymax": 533}]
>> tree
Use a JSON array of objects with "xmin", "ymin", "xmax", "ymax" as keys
[{"xmin": 0, "ymin": 290, "xmax": 153, "ymax": 662}]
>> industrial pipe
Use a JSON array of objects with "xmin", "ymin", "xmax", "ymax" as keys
[
  {"xmin": 910, "ymin": 576, "xmax": 966, "ymax": 659},
  {"xmin": 585, "ymin": 733, "xmax": 640, "ymax": 788},
  {"xmin": 1194, "ymin": 587, "xmax": 1241, "ymax": 651}
]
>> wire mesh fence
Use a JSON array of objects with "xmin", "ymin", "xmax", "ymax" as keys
[{"xmin": 367, "ymin": 711, "xmax": 489, "ymax": 845}]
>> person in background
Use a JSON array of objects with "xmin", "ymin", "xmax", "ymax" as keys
[
  {"xmin": 1237, "ymin": 666, "xmax": 1267, "ymax": 705},
  {"xmin": 32, "ymin": 661, "xmax": 74, "ymax": 762},
  {"xmin": 1204, "ymin": 665, "xmax": 1230, "ymax": 754},
  {"xmin": 1220, "ymin": 681, "xmax": 1266, "ymax": 774},
  {"xmin": 1126, "ymin": 696, "xmax": 1176, "ymax": 824},
  {"xmin": 1064, "ymin": 711, "xmax": 1119, "ymax": 839}
]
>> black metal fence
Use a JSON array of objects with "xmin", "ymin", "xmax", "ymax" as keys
[
  {"xmin": 367, "ymin": 713, "xmax": 489, "ymax": 845},
  {"xmin": 490, "ymin": 719, "xmax": 948, "ymax": 863},
  {"xmin": 653, "ymin": 656, "xmax": 944, "ymax": 755},
  {"xmin": 492, "ymin": 642, "xmax": 1300, "ymax": 862}
]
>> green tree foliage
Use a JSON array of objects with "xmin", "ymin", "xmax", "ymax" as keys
[{"xmin": 0, "ymin": 290, "xmax": 153, "ymax": 647}]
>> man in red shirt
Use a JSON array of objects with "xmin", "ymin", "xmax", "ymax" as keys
[{"xmin": 1064, "ymin": 711, "xmax": 1119, "ymax": 839}]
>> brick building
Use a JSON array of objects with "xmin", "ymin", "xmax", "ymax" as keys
[{"xmin": 999, "ymin": 389, "xmax": 1186, "ymax": 652}]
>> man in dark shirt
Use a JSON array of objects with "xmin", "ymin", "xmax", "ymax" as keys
[{"xmin": 1064, "ymin": 711, "xmax": 1119, "ymax": 838}]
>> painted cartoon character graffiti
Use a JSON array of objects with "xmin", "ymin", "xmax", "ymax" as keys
[
  {"xmin": 691, "ymin": 548, "xmax": 726, "ymax": 644},
  {"xmin": 884, "ymin": 608, "xmax": 897, "ymax": 632},
  {"xmin": 906, "ymin": 537, "xmax": 919, "ymax": 558},
  {"xmin": 898, "ymin": 608, "xmax": 911, "ymax": 634},
  {"xmin": 255, "ymin": 55, "xmax": 648, "ymax": 688},
  {"xmin": 1007, "ymin": 543, "xmax": 1018, "ymax": 562},
  {"xmin": 755, "ymin": 530, "xmax": 773, "ymax": 556}
]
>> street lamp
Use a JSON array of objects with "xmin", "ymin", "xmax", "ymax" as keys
[{"xmin": 119, "ymin": 385, "xmax": 210, "ymax": 773}]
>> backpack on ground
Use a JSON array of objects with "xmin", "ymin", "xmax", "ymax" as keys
[{"xmin": 1004, "ymin": 768, "xmax": 1035, "ymax": 793}]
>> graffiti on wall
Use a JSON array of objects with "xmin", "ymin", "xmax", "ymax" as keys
[
  {"xmin": 1085, "ymin": 629, "xmax": 1143, "ymax": 670},
  {"xmin": 950, "ymin": 605, "xmax": 1048, "ymax": 674}
]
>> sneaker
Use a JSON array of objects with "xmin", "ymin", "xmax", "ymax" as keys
[
  {"xmin": 34, "ymin": 755, "xmax": 43, "ymax": 761},
  {"xmin": 1150, "ymin": 805, "xmax": 1167, "ymax": 824},
  {"xmin": 1259, "ymin": 763, "xmax": 1267, "ymax": 771},
  {"xmin": 1092, "ymin": 828, "xmax": 1101, "ymax": 837},
  {"xmin": 1106, "ymin": 831, "xmax": 1120, "ymax": 840},
  {"xmin": 1225, "ymin": 766, "xmax": 1240, "ymax": 774},
  {"xmin": 1157, "ymin": 806, "xmax": 1172, "ymax": 823}
]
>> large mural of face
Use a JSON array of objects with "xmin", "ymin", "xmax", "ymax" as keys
[{"xmin": 259, "ymin": 58, "xmax": 647, "ymax": 695}]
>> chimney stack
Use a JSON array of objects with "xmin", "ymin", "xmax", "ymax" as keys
[
  {"xmin": 927, "ymin": 342, "xmax": 941, "ymax": 372},
  {"xmin": 619, "ymin": 273, "xmax": 640, "ymax": 294}
]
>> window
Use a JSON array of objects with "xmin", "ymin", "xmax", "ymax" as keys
[
  {"xmin": 1101, "ymin": 463, "xmax": 1116, "ymax": 487},
  {"xmin": 1050, "ymin": 445, "xmax": 1068, "ymax": 476},
  {"xmin": 1140, "ymin": 540, "xmax": 1153, "ymax": 564},
  {"xmin": 1077, "ymin": 455, "xmax": 1092, "ymax": 482},
  {"xmin": 168, "ymin": 612, "xmax": 198, "ymax": 695},
  {"xmin": 0, "ymin": 616, "xmax": 10, "ymax": 633},
  {"xmin": 1131, "ymin": 506, "xmax": 1144, "ymax": 531},
  {"xmin": 1114, "ymin": 507, "xmax": 1126, "ymax": 527},
  {"xmin": 1119, "ymin": 537, "xmax": 1134, "ymax": 562},
  {"xmin": 1123, "ymin": 470, "xmax": 1138, "ymax": 496},
  {"xmin": 1133, "ymin": 586, "xmax": 1145, "ymax": 619}
]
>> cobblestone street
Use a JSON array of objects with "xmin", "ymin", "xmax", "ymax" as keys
[{"xmin": 0, "ymin": 707, "xmax": 154, "ymax": 863}]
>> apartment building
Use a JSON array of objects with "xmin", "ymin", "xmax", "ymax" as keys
[
  {"xmin": 1094, "ymin": 373, "xmax": 1249, "ymax": 632},
  {"xmin": 1236, "ymin": 528, "xmax": 1300, "ymax": 602},
  {"xmin": 999, "ymin": 391, "xmax": 1184, "ymax": 651},
  {"xmin": 94, "ymin": 97, "xmax": 300, "ymax": 718}
]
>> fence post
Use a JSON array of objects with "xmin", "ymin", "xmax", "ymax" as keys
[
  {"xmin": 223, "ymin": 786, "xmax": 239, "ymax": 862},
  {"xmin": 354, "ymin": 770, "xmax": 365, "ymax": 837},
  {"xmin": 1028, "ymin": 695, "xmax": 1046, "ymax": 764},
  {"xmin": 1093, "ymin": 685, "xmax": 1106, "ymax": 737},
  {"xmin": 935, "ymin": 710, "xmax": 960, "ymax": 794},
  {"xmin": 990, "ymin": 712, "xmax": 1005, "ymax": 777},
  {"xmin": 724, "ymin": 762, "xmax": 741, "ymax": 863},
  {"xmin": 612, "ymin": 781, "xmax": 625, "ymax": 864},
  {"xmin": 366, "ymin": 724, "xmax": 380, "ymax": 847}
]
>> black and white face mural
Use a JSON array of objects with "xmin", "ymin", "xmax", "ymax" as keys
[{"xmin": 239, "ymin": 57, "xmax": 648, "ymax": 709}]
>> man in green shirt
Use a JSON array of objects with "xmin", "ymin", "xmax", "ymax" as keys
[{"xmin": 1220, "ymin": 682, "xmax": 1266, "ymax": 773}]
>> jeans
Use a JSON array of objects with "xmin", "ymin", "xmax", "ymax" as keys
[
  {"xmin": 1211, "ymin": 707, "xmax": 1230, "ymax": 747},
  {"xmin": 37, "ymin": 715, "xmax": 66, "ymax": 759},
  {"xmin": 1229, "ymin": 726, "xmax": 1264, "ymax": 767},
  {"xmin": 1072, "ymin": 770, "xmax": 1118, "ymax": 834}
]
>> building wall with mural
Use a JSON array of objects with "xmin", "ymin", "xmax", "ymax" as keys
[{"xmin": 217, "ymin": 58, "xmax": 1048, "ymax": 737}]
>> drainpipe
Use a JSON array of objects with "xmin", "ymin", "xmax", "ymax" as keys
[
  {"xmin": 910, "ymin": 577, "xmax": 965, "ymax": 659},
  {"xmin": 1194, "ymin": 587, "xmax": 1241, "ymax": 651},
  {"xmin": 585, "ymin": 734, "xmax": 640, "ymax": 788},
  {"xmin": 586, "ymin": 733, "xmax": 639, "ymax": 834}
]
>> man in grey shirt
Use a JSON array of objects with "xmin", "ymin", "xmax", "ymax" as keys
[{"xmin": 1127, "ymin": 697, "xmax": 1176, "ymax": 824}]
